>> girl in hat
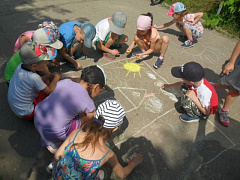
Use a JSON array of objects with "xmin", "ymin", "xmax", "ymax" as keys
[
  {"xmin": 34, "ymin": 65, "xmax": 107, "ymax": 154},
  {"xmin": 126, "ymin": 12, "xmax": 169, "ymax": 69},
  {"xmin": 154, "ymin": 2, "xmax": 203, "ymax": 48},
  {"xmin": 52, "ymin": 100, "xmax": 143, "ymax": 179}
]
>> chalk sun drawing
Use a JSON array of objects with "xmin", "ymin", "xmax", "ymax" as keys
[{"xmin": 117, "ymin": 59, "xmax": 145, "ymax": 78}]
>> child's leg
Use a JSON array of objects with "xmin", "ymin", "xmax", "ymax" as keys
[
  {"xmin": 222, "ymin": 90, "xmax": 239, "ymax": 110},
  {"xmin": 134, "ymin": 35, "xmax": 149, "ymax": 51},
  {"xmin": 175, "ymin": 23, "xmax": 186, "ymax": 36},
  {"xmin": 119, "ymin": 35, "xmax": 128, "ymax": 44},
  {"xmin": 155, "ymin": 35, "xmax": 169, "ymax": 57},
  {"xmin": 182, "ymin": 25, "xmax": 193, "ymax": 40}
]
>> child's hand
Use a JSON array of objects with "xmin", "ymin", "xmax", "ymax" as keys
[
  {"xmin": 153, "ymin": 25, "xmax": 157, "ymax": 28},
  {"xmin": 135, "ymin": 54, "xmax": 142, "ymax": 59},
  {"xmin": 223, "ymin": 61, "xmax": 234, "ymax": 74},
  {"xmin": 126, "ymin": 48, "xmax": 132, "ymax": 54},
  {"xmin": 54, "ymin": 73, "xmax": 62, "ymax": 80},
  {"xmin": 111, "ymin": 49, "xmax": 120, "ymax": 56},
  {"xmin": 160, "ymin": 84, "xmax": 167, "ymax": 89},
  {"xmin": 129, "ymin": 154, "xmax": 143, "ymax": 167}
]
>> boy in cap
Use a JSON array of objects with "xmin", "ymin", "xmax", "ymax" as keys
[
  {"xmin": 58, "ymin": 21, "xmax": 96, "ymax": 70},
  {"xmin": 4, "ymin": 21, "xmax": 63, "ymax": 85},
  {"xmin": 92, "ymin": 12, "xmax": 128, "ymax": 60},
  {"xmin": 8, "ymin": 42, "xmax": 61, "ymax": 121},
  {"xmin": 161, "ymin": 62, "xmax": 218, "ymax": 122}
]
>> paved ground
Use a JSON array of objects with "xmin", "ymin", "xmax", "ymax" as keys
[{"xmin": 0, "ymin": 0, "xmax": 240, "ymax": 179}]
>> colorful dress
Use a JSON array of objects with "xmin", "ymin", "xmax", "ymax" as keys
[{"xmin": 52, "ymin": 130, "xmax": 110, "ymax": 180}]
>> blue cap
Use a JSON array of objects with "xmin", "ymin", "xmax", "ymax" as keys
[
  {"xmin": 174, "ymin": 2, "xmax": 186, "ymax": 13},
  {"xmin": 81, "ymin": 23, "xmax": 96, "ymax": 48}
]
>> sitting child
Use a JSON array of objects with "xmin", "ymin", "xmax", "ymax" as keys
[
  {"xmin": 161, "ymin": 62, "xmax": 218, "ymax": 122},
  {"xmin": 8, "ymin": 42, "xmax": 61, "ymax": 121},
  {"xmin": 92, "ymin": 12, "xmax": 128, "ymax": 60},
  {"xmin": 126, "ymin": 12, "xmax": 169, "ymax": 69},
  {"xmin": 154, "ymin": 2, "xmax": 203, "ymax": 48},
  {"xmin": 52, "ymin": 100, "xmax": 143, "ymax": 179},
  {"xmin": 4, "ymin": 21, "xmax": 62, "ymax": 85},
  {"xmin": 34, "ymin": 65, "xmax": 107, "ymax": 154},
  {"xmin": 58, "ymin": 21, "xmax": 96, "ymax": 70}
]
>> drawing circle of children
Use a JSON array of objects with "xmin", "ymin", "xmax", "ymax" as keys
[
  {"xmin": 92, "ymin": 12, "xmax": 128, "ymax": 60},
  {"xmin": 7, "ymin": 42, "xmax": 61, "ymax": 121},
  {"xmin": 34, "ymin": 65, "xmax": 107, "ymax": 154},
  {"xmin": 154, "ymin": 2, "xmax": 203, "ymax": 48},
  {"xmin": 212, "ymin": 40, "xmax": 240, "ymax": 127},
  {"xmin": 161, "ymin": 62, "xmax": 218, "ymax": 122},
  {"xmin": 126, "ymin": 12, "xmax": 169, "ymax": 69},
  {"xmin": 4, "ymin": 21, "xmax": 63, "ymax": 86},
  {"xmin": 52, "ymin": 100, "xmax": 143, "ymax": 179},
  {"xmin": 58, "ymin": 21, "xmax": 96, "ymax": 70}
]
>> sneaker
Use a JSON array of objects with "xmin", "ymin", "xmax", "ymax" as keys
[
  {"xmin": 179, "ymin": 113, "xmax": 200, "ymax": 122},
  {"xmin": 46, "ymin": 161, "xmax": 57, "ymax": 174},
  {"xmin": 132, "ymin": 51, "xmax": 149, "ymax": 59},
  {"xmin": 182, "ymin": 40, "xmax": 193, "ymax": 48},
  {"xmin": 73, "ymin": 51, "xmax": 86, "ymax": 60},
  {"xmin": 219, "ymin": 109, "xmax": 229, "ymax": 127},
  {"xmin": 101, "ymin": 52, "xmax": 115, "ymax": 60},
  {"xmin": 153, "ymin": 58, "xmax": 163, "ymax": 69}
]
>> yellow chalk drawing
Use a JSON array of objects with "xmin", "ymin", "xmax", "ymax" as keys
[{"xmin": 117, "ymin": 59, "xmax": 145, "ymax": 78}]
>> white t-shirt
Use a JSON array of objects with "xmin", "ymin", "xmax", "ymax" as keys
[
  {"xmin": 8, "ymin": 64, "xmax": 46, "ymax": 117},
  {"xmin": 92, "ymin": 18, "xmax": 110, "ymax": 44}
]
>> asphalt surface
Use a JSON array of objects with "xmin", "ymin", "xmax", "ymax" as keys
[{"xmin": 0, "ymin": 0, "xmax": 239, "ymax": 179}]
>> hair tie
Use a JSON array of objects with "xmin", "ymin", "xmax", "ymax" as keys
[{"xmin": 150, "ymin": 25, "xmax": 152, "ymax": 29}]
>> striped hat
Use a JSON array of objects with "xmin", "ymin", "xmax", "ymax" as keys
[{"xmin": 94, "ymin": 100, "xmax": 125, "ymax": 128}]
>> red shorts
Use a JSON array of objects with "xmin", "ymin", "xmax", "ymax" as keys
[{"xmin": 22, "ymin": 91, "xmax": 47, "ymax": 121}]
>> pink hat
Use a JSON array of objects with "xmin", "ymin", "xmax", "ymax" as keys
[{"xmin": 137, "ymin": 15, "xmax": 151, "ymax": 30}]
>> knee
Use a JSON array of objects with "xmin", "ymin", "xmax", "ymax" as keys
[
  {"xmin": 110, "ymin": 32, "xmax": 118, "ymax": 41},
  {"xmin": 161, "ymin": 35, "xmax": 169, "ymax": 43},
  {"xmin": 123, "ymin": 35, "xmax": 128, "ymax": 43}
]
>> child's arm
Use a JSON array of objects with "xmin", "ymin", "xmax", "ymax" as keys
[
  {"xmin": 161, "ymin": 81, "xmax": 184, "ymax": 89},
  {"xmin": 223, "ymin": 40, "xmax": 240, "ymax": 74},
  {"xmin": 54, "ymin": 129, "xmax": 78, "ymax": 161},
  {"xmin": 20, "ymin": 35, "xmax": 31, "ymax": 45},
  {"xmin": 58, "ymin": 48, "xmax": 82, "ymax": 69},
  {"xmin": 42, "ymin": 73, "xmax": 61, "ymax": 95},
  {"xmin": 107, "ymin": 150, "xmax": 143, "ymax": 179},
  {"xmin": 191, "ymin": 13, "xmax": 204, "ymax": 25},
  {"xmin": 79, "ymin": 110, "xmax": 96, "ymax": 127},
  {"xmin": 186, "ymin": 90, "xmax": 210, "ymax": 115},
  {"xmin": 97, "ymin": 40, "xmax": 120, "ymax": 56},
  {"xmin": 154, "ymin": 20, "xmax": 175, "ymax": 30},
  {"xmin": 126, "ymin": 40, "xmax": 136, "ymax": 54}
]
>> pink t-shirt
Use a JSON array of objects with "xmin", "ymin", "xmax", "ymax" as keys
[
  {"xmin": 183, "ymin": 14, "xmax": 204, "ymax": 33},
  {"xmin": 13, "ymin": 31, "xmax": 35, "ymax": 54}
]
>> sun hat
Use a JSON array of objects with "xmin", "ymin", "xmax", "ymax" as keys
[
  {"xmin": 81, "ymin": 65, "xmax": 107, "ymax": 87},
  {"xmin": 137, "ymin": 15, "xmax": 152, "ymax": 30},
  {"xmin": 32, "ymin": 23, "xmax": 63, "ymax": 49},
  {"xmin": 171, "ymin": 62, "xmax": 205, "ymax": 82},
  {"xmin": 81, "ymin": 23, "xmax": 96, "ymax": 48},
  {"xmin": 167, "ymin": 2, "xmax": 186, "ymax": 16},
  {"xmin": 110, "ymin": 12, "xmax": 127, "ymax": 35},
  {"xmin": 19, "ymin": 42, "xmax": 54, "ymax": 64},
  {"xmin": 93, "ymin": 100, "xmax": 126, "ymax": 128}
]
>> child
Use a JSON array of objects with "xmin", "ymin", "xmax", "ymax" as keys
[
  {"xmin": 4, "ymin": 21, "xmax": 62, "ymax": 85},
  {"xmin": 212, "ymin": 40, "xmax": 240, "ymax": 127},
  {"xmin": 92, "ymin": 12, "xmax": 128, "ymax": 60},
  {"xmin": 154, "ymin": 2, "xmax": 203, "ymax": 48},
  {"xmin": 7, "ymin": 42, "xmax": 61, "ymax": 121},
  {"xmin": 34, "ymin": 65, "xmax": 107, "ymax": 154},
  {"xmin": 58, "ymin": 21, "xmax": 96, "ymax": 70},
  {"xmin": 52, "ymin": 100, "xmax": 143, "ymax": 179},
  {"xmin": 126, "ymin": 13, "xmax": 169, "ymax": 69},
  {"xmin": 161, "ymin": 62, "xmax": 218, "ymax": 122}
]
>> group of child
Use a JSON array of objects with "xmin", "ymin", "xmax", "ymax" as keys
[{"xmin": 4, "ymin": 1, "xmax": 240, "ymax": 179}]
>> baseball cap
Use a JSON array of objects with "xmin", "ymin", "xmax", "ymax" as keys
[
  {"xmin": 81, "ymin": 65, "xmax": 107, "ymax": 87},
  {"xmin": 32, "ymin": 27, "xmax": 63, "ymax": 49},
  {"xmin": 171, "ymin": 62, "xmax": 205, "ymax": 82},
  {"xmin": 19, "ymin": 42, "xmax": 54, "ymax": 64},
  {"xmin": 167, "ymin": 2, "xmax": 186, "ymax": 16},
  {"xmin": 94, "ymin": 100, "xmax": 126, "ymax": 128},
  {"xmin": 81, "ymin": 23, "xmax": 96, "ymax": 48},
  {"xmin": 137, "ymin": 15, "xmax": 151, "ymax": 30},
  {"xmin": 110, "ymin": 12, "xmax": 127, "ymax": 35}
]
